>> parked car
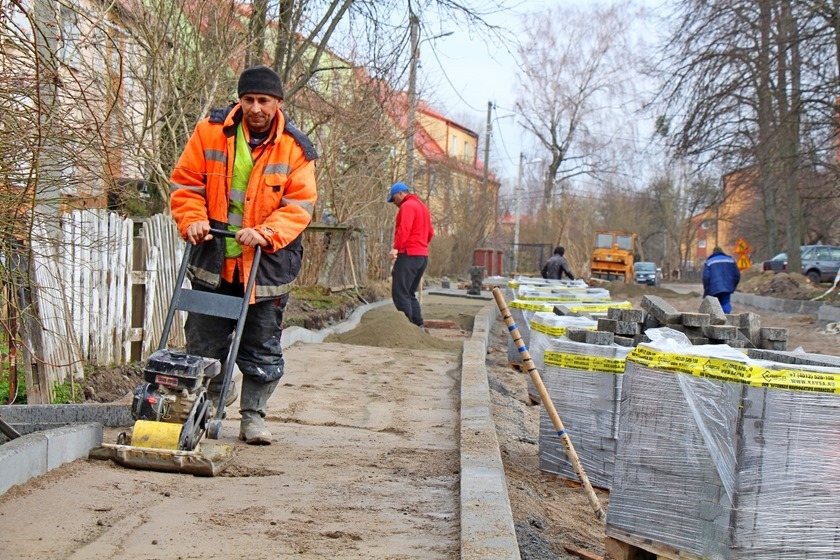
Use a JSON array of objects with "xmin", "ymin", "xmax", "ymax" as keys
[
  {"xmin": 761, "ymin": 245, "xmax": 840, "ymax": 284},
  {"xmin": 634, "ymin": 261, "xmax": 662, "ymax": 286}
]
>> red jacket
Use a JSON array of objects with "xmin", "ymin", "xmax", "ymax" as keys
[{"xmin": 393, "ymin": 194, "xmax": 433, "ymax": 256}]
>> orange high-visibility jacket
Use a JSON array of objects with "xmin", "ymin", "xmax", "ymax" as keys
[{"xmin": 170, "ymin": 104, "xmax": 318, "ymax": 302}]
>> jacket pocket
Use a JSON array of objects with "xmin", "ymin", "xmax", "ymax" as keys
[
  {"xmin": 258, "ymin": 177, "xmax": 286, "ymax": 223},
  {"xmin": 187, "ymin": 218, "xmax": 226, "ymax": 289}
]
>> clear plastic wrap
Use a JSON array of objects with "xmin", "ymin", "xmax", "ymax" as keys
[
  {"xmin": 607, "ymin": 329, "xmax": 840, "ymax": 558},
  {"xmin": 538, "ymin": 339, "xmax": 633, "ymax": 489},
  {"xmin": 528, "ymin": 312, "xmax": 598, "ymax": 372}
]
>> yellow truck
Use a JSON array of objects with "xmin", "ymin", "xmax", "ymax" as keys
[{"xmin": 590, "ymin": 231, "xmax": 638, "ymax": 282}]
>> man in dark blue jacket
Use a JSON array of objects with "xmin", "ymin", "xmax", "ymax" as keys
[{"xmin": 702, "ymin": 246, "xmax": 741, "ymax": 313}]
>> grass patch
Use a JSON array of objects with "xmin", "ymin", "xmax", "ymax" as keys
[
  {"xmin": 51, "ymin": 380, "xmax": 84, "ymax": 404},
  {"xmin": 0, "ymin": 366, "xmax": 26, "ymax": 404},
  {"xmin": 291, "ymin": 286, "xmax": 357, "ymax": 310}
]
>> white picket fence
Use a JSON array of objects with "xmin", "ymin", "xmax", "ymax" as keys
[{"xmin": 25, "ymin": 210, "xmax": 185, "ymax": 394}]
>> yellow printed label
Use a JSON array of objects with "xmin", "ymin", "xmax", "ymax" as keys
[
  {"xmin": 510, "ymin": 301, "xmax": 556, "ymax": 311},
  {"xmin": 519, "ymin": 295, "xmax": 611, "ymax": 302},
  {"xmin": 627, "ymin": 346, "xmax": 840, "ymax": 394},
  {"xmin": 530, "ymin": 321, "xmax": 597, "ymax": 336},
  {"xmin": 544, "ymin": 351, "xmax": 626, "ymax": 374},
  {"xmin": 566, "ymin": 302, "xmax": 633, "ymax": 313}
]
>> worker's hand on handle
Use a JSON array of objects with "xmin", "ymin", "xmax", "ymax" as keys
[
  {"xmin": 235, "ymin": 227, "xmax": 268, "ymax": 248},
  {"xmin": 186, "ymin": 221, "xmax": 212, "ymax": 245},
  {"xmin": 388, "ymin": 248, "xmax": 398, "ymax": 262}
]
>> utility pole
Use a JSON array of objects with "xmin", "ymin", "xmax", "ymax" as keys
[
  {"xmin": 405, "ymin": 11, "xmax": 419, "ymax": 186},
  {"xmin": 483, "ymin": 101, "xmax": 495, "ymax": 272},
  {"xmin": 513, "ymin": 153, "xmax": 524, "ymax": 273}
]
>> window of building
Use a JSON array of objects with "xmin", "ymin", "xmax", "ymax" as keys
[
  {"xmin": 698, "ymin": 240, "xmax": 707, "ymax": 249},
  {"xmin": 451, "ymin": 135, "xmax": 458, "ymax": 156},
  {"xmin": 464, "ymin": 141, "xmax": 470, "ymax": 161}
]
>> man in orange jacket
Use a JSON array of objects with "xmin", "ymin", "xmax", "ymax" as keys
[{"xmin": 170, "ymin": 65, "xmax": 317, "ymax": 445}]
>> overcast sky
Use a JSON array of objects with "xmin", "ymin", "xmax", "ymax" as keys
[
  {"xmin": 411, "ymin": 0, "xmax": 665, "ymax": 196},
  {"xmin": 413, "ymin": 0, "xmax": 549, "ymax": 186}
]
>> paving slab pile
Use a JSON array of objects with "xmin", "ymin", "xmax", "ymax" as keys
[
  {"xmin": 537, "ymin": 339, "xmax": 632, "ymax": 490},
  {"xmin": 606, "ymin": 331, "xmax": 840, "ymax": 559},
  {"xmin": 558, "ymin": 295, "xmax": 789, "ymax": 350}
]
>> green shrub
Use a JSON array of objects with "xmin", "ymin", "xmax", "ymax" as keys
[
  {"xmin": 51, "ymin": 380, "xmax": 83, "ymax": 404},
  {"xmin": 0, "ymin": 366, "xmax": 26, "ymax": 404}
]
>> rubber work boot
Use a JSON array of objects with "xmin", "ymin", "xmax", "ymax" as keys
[
  {"xmin": 207, "ymin": 377, "xmax": 238, "ymax": 410},
  {"xmin": 239, "ymin": 377, "xmax": 279, "ymax": 445}
]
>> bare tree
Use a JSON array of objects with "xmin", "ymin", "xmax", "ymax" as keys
[
  {"xmin": 514, "ymin": 2, "xmax": 642, "ymax": 208},
  {"xmin": 656, "ymin": 0, "xmax": 840, "ymax": 267}
]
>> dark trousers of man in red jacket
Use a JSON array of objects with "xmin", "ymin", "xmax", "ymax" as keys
[{"xmin": 392, "ymin": 255, "xmax": 428, "ymax": 327}]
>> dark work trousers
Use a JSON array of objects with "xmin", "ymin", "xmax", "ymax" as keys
[
  {"xmin": 391, "ymin": 254, "xmax": 428, "ymax": 327},
  {"xmin": 715, "ymin": 292, "xmax": 732, "ymax": 314},
  {"xmin": 185, "ymin": 278, "xmax": 289, "ymax": 384}
]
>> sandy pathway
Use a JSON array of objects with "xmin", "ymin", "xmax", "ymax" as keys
[{"xmin": 0, "ymin": 299, "xmax": 486, "ymax": 559}]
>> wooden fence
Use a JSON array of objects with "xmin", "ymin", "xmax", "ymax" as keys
[
  {"xmin": 14, "ymin": 210, "xmax": 184, "ymax": 403},
  {"xmin": 11, "ymin": 211, "xmax": 367, "ymax": 404}
]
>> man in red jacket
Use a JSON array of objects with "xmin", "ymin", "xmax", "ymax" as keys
[{"xmin": 388, "ymin": 182, "xmax": 434, "ymax": 327}]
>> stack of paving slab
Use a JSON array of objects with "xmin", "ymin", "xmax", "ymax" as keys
[
  {"xmin": 504, "ymin": 277, "xmax": 627, "ymax": 365},
  {"xmin": 528, "ymin": 312, "xmax": 599, "ymax": 371},
  {"xmin": 566, "ymin": 294, "xmax": 789, "ymax": 350},
  {"xmin": 537, "ymin": 338, "xmax": 632, "ymax": 490},
  {"xmin": 606, "ymin": 329, "xmax": 840, "ymax": 559}
]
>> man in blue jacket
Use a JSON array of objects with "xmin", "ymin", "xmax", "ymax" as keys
[{"xmin": 702, "ymin": 246, "xmax": 741, "ymax": 313}]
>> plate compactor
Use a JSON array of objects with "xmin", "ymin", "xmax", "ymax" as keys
[{"xmin": 90, "ymin": 229, "xmax": 261, "ymax": 476}]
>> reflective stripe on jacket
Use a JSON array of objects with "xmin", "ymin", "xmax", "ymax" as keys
[{"xmin": 170, "ymin": 104, "xmax": 318, "ymax": 302}]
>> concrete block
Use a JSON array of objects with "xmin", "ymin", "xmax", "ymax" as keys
[
  {"xmin": 681, "ymin": 313, "xmax": 711, "ymax": 327},
  {"xmin": 614, "ymin": 336, "xmax": 634, "ymax": 347},
  {"xmin": 699, "ymin": 296, "xmax": 727, "ymax": 325},
  {"xmin": 0, "ymin": 433, "xmax": 48, "ymax": 495},
  {"xmin": 607, "ymin": 308, "xmax": 623, "ymax": 320},
  {"xmin": 633, "ymin": 333, "xmax": 651, "ymax": 345},
  {"xmin": 760, "ymin": 339, "xmax": 788, "ymax": 351},
  {"xmin": 565, "ymin": 328, "xmax": 589, "ymax": 342},
  {"xmin": 45, "ymin": 423, "xmax": 103, "ymax": 470},
  {"xmin": 615, "ymin": 321, "xmax": 640, "ymax": 336},
  {"xmin": 735, "ymin": 330, "xmax": 756, "ymax": 349},
  {"xmin": 585, "ymin": 330, "xmax": 615, "ymax": 346},
  {"xmin": 683, "ymin": 326, "xmax": 705, "ymax": 338},
  {"xmin": 597, "ymin": 318, "xmax": 618, "ymax": 333},
  {"xmin": 641, "ymin": 295, "xmax": 681, "ymax": 324},
  {"xmin": 747, "ymin": 349, "xmax": 840, "ymax": 368},
  {"xmin": 643, "ymin": 314, "xmax": 662, "ymax": 330},
  {"xmin": 619, "ymin": 308, "xmax": 645, "ymax": 323},
  {"xmin": 702, "ymin": 325, "xmax": 739, "ymax": 340},
  {"xmin": 688, "ymin": 337, "xmax": 710, "ymax": 345},
  {"xmin": 760, "ymin": 327, "xmax": 789, "ymax": 341},
  {"xmin": 553, "ymin": 304, "xmax": 579, "ymax": 317}
]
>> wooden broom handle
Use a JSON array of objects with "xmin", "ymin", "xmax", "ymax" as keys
[{"xmin": 492, "ymin": 287, "xmax": 606, "ymax": 521}]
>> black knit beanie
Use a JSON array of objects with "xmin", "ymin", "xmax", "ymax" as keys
[{"xmin": 237, "ymin": 65, "xmax": 284, "ymax": 99}]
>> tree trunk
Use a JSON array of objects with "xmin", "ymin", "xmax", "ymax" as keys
[{"xmin": 246, "ymin": 0, "xmax": 269, "ymax": 67}]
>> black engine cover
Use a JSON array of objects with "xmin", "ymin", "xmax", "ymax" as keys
[{"xmin": 143, "ymin": 350, "xmax": 219, "ymax": 391}]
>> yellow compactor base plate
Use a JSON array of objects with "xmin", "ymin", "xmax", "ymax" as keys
[
  {"xmin": 88, "ymin": 420, "xmax": 235, "ymax": 476},
  {"xmin": 89, "ymin": 441, "xmax": 234, "ymax": 476},
  {"xmin": 131, "ymin": 420, "xmax": 182, "ymax": 450}
]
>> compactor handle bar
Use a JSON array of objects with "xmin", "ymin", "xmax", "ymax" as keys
[{"xmin": 157, "ymin": 228, "xmax": 263, "ymax": 353}]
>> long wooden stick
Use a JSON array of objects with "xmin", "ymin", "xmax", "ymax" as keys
[{"xmin": 492, "ymin": 287, "xmax": 606, "ymax": 521}]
